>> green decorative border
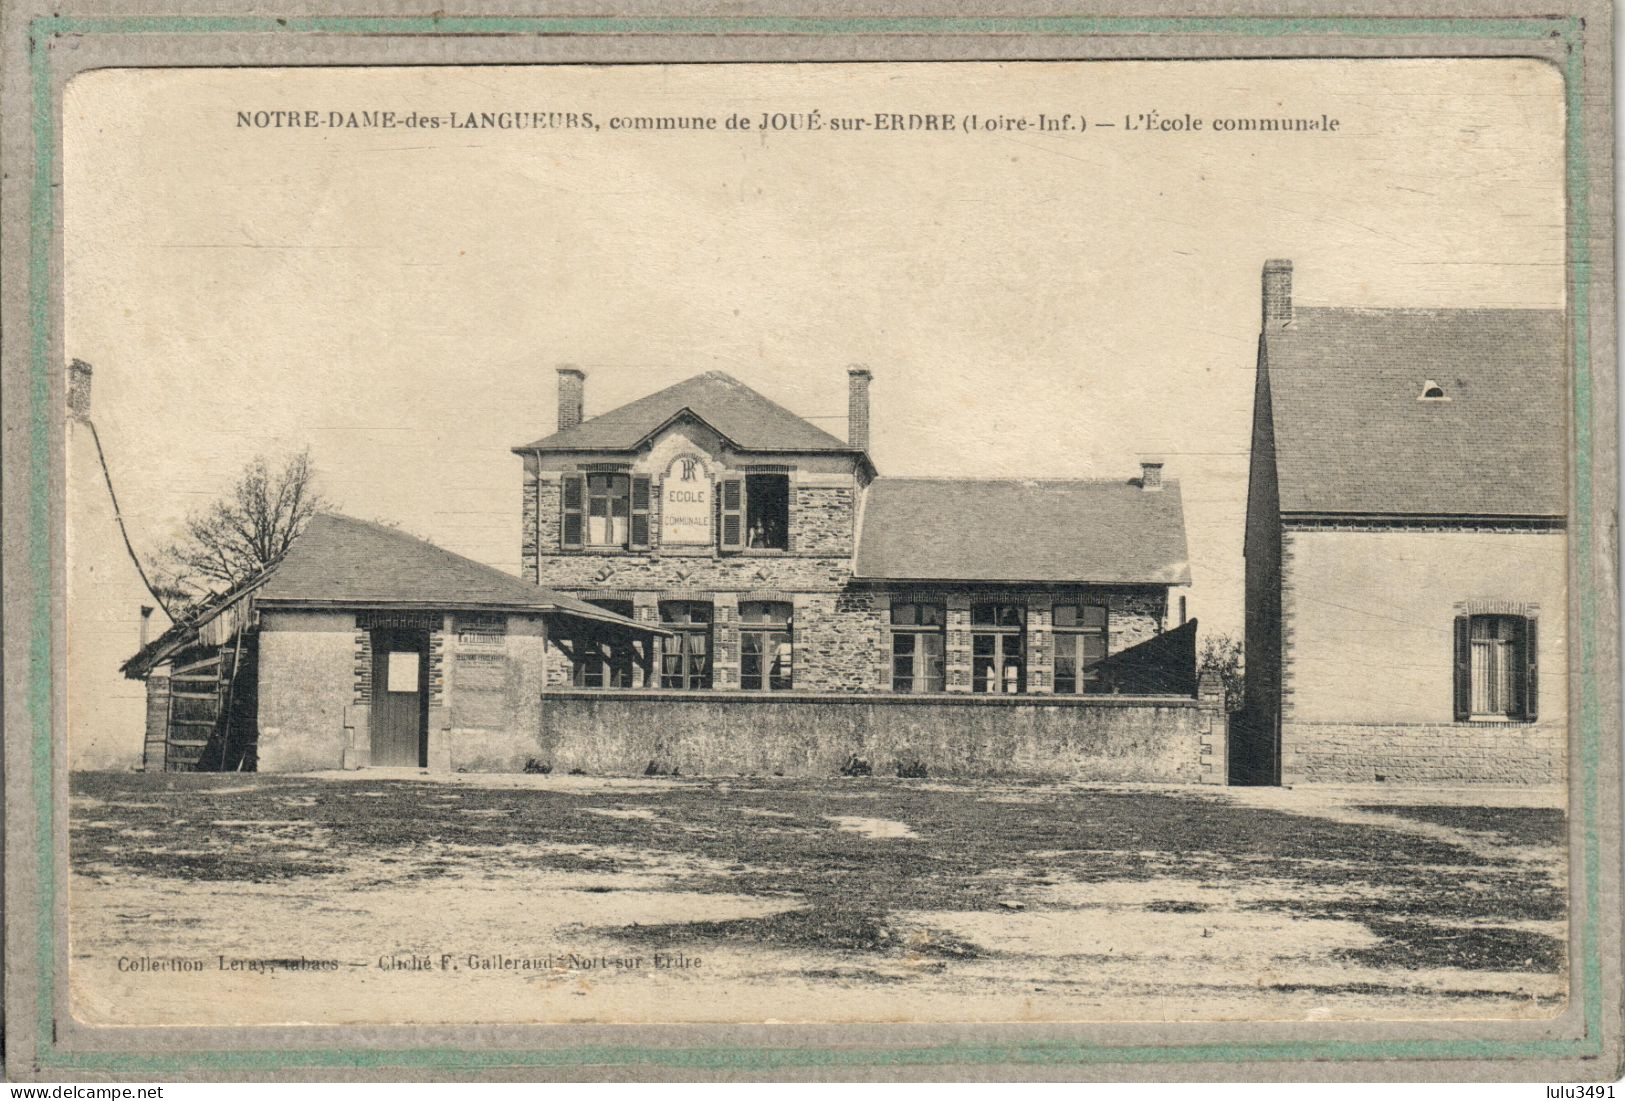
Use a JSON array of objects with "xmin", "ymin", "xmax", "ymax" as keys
[{"xmin": 24, "ymin": 13, "xmax": 1601, "ymax": 1073}]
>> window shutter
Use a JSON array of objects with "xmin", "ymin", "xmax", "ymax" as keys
[
  {"xmin": 1523, "ymin": 617, "xmax": 1539, "ymax": 721},
  {"xmin": 719, "ymin": 476, "xmax": 745, "ymax": 550},
  {"xmin": 785, "ymin": 478, "xmax": 797, "ymax": 552},
  {"xmin": 560, "ymin": 473, "xmax": 585, "ymax": 550},
  {"xmin": 1452, "ymin": 615, "xmax": 1470, "ymax": 721},
  {"xmin": 629, "ymin": 475, "xmax": 652, "ymax": 550}
]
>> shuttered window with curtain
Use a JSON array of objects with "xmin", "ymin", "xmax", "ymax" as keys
[{"xmin": 1453, "ymin": 613, "xmax": 1537, "ymax": 721}]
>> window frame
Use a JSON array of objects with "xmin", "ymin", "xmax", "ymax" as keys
[
  {"xmin": 718, "ymin": 470, "xmax": 794, "ymax": 553},
  {"xmin": 585, "ymin": 472, "xmax": 631, "ymax": 548},
  {"xmin": 971, "ymin": 602, "xmax": 1026, "ymax": 694},
  {"xmin": 890, "ymin": 600, "xmax": 946, "ymax": 694},
  {"xmin": 1052, "ymin": 602, "xmax": 1109, "ymax": 695},
  {"xmin": 744, "ymin": 473, "xmax": 791, "ymax": 551},
  {"xmin": 660, "ymin": 600, "xmax": 714, "ymax": 690},
  {"xmin": 1453, "ymin": 612, "xmax": 1537, "ymax": 722},
  {"xmin": 739, "ymin": 601, "xmax": 794, "ymax": 691}
]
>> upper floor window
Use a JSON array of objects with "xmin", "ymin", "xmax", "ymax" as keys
[
  {"xmin": 739, "ymin": 601, "xmax": 793, "ymax": 691},
  {"xmin": 746, "ymin": 474, "xmax": 790, "ymax": 549},
  {"xmin": 719, "ymin": 473, "xmax": 790, "ymax": 552},
  {"xmin": 587, "ymin": 474, "xmax": 629, "ymax": 546},
  {"xmin": 1454, "ymin": 614, "xmax": 1537, "ymax": 721},
  {"xmin": 971, "ymin": 602, "xmax": 1025, "ymax": 693},
  {"xmin": 660, "ymin": 601, "xmax": 713, "ymax": 690},
  {"xmin": 891, "ymin": 600, "xmax": 945, "ymax": 693},
  {"xmin": 560, "ymin": 473, "xmax": 651, "ymax": 551},
  {"xmin": 1053, "ymin": 603, "xmax": 1108, "ymax": 694}
]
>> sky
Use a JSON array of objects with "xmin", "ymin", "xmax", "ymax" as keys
[{"xmin": 63, "ymin": 59, "xmax": 1565, "ymax": 636}]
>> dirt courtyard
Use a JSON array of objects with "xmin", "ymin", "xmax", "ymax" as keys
[{"xmin": 68, "ymin": 771, "xmax": 1569, "ymax": 1027}]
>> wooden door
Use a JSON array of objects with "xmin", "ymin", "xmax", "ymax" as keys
[{"xmin": 370, "ymin": 628, "xmax": 427, "ymax": 767}]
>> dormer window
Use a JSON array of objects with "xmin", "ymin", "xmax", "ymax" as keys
[{"xmin": 1419, "ymin": 379, "xmax": 1448, "ymax": 401}]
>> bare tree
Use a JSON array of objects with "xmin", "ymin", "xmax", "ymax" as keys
[{"xmin": 159, "ymin": 449, "xmax": 325, "ymax": 612}]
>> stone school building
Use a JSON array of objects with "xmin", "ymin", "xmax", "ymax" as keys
[
  {"xmin": 123, "ymin": 367, "xmax": 1221, "ymax": 782},
  {"xmin": 516, "ymin": 367, "xmax": 1223, "ymax": 781}
]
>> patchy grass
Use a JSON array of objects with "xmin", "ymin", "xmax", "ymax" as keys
[
  {"xmin": 1338, "ymin": 921, "xmax": 1566, "ymax": 973},
  {"xmin": 71, "ymin": 772, "xmax": 1566, "ymax": 973},
  {"xmin": 615, "ymin": 906, "xmax": 983, "ymax": 959},
  {"xmin": 1355, "ymin": 804, "xmax": 1569, "ymax": 848}
]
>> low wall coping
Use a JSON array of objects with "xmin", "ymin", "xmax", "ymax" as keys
[{"xmin": 542, "ymin": 688, "xmax": 1204, "ymax": 709}]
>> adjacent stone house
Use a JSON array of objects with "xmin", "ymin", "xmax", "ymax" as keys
[
  {"xmin": 1237, "ymin": 260, "xmax": 1568, "ymax": 785},
  {"xmin": 516, "ymin": 366, "xmax": 1194, "ymax": 700}
]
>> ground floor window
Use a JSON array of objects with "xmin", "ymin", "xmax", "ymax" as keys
[
  {"xmin": 891, "ymin": 600, "xmax": 945, "ymax": 693},
  {"xmin": 1053, "ymin": 603, "xmax": 1108, "ymax": 694},
  {"xmin": 739, "ymin": 601, "xmax": 793, "ymax": 690},
  {"xmin": 972, "ymin": 602, "xmax": 1025, "ymax": 693},
  {"xmin": 1454, "ymin": 613, "xmax": 1537, "ymax": 721},
  {"xmin": 660, "ymin": 601, "xmax": 713, "ymax": 690},
  {"xmin": 572, "ymin": 599, "xmax": 636, "ymax": 688}
]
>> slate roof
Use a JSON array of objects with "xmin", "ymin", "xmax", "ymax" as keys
[
  {"xmin": 1265, "ymin": 307, "xmax": 1566, "ymax": 517},
  {"xmin": 255, "ymin": 513, "xmax": 661, "ymax": 631},
  {"xmin": 514, "ymin": 371, "xmax": 861, "ymax": 455},
  {"xmin": 853, "ymin": 478, "xmax": 1192, "ymax": 585}
]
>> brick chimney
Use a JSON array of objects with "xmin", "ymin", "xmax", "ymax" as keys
[
  {"xmin": 556, "ymin": 366, "xmax": 585, "ymax": 432},
  {"xmin": 1140, "ymin": 458, "xmax": 1164, "ymax": 492},
  {"xmin": 67, "ymin": 359, "xmax": 93, "ymax": 422},
  {"xmin": 847, "ymin": 365, "xmax": 872, "ymax": 452},
  {"xmin": 1262, "ymin": 259, "xmax": 1293, "ymax": 327}
]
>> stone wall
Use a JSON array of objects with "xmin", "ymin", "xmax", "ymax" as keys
[
  {"xmin": 790, "ymin": 484, "xmax": 857, "ymax": 555},
  {"xmin": 1281, "ymin": 721, "xmax": 1564, "ymax": 785},
  {"xmin": 535, "ymin": 550, "xmax": 855, "ymax": 596},
  {"xmin": 442, "ymin": 614, "xmax": 552, "ymax": 772},
  {"xmin": 1276, "ymin": 526, "xmax": 1567, "ymax": 785},
  {"xmin": 521, "ymin": 443, "xmax": 861, "ymax": 583},
  {"xmin": 258, "ymin": 609, "xmax": 555, "ymax": 773},
  {"xmin": 256, "ymin": 611, "xmax": 356, "ymax": 772},
  {"xmin": 538, "ymin": 583, "xmax": 1169, "ymax": 695},
  {"xmin": 539, "ymin": 680, "xmax": 1226, "ymax": 783}
]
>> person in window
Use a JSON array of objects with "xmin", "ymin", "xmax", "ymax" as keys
[{"xmin": 749, "ymin": 518, "xmax": 767, "ymax": 549}]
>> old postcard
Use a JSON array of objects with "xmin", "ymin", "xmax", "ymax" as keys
[{"xmin": 3, "ymin": 3, "xmax": 1618, "ymax": 1082}]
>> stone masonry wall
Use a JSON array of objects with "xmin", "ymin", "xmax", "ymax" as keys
[
  {"xmin": 790, "ymin": 485, "xmax": 856, "ymax": 555},
  {"xmin": 539, "ymin": 683, "xmax": 1226, "ymax": 782},
  {"xmin": 524, "ymin": 472, "xmax": 855, "ymax": 582},
  {"xmin": 540, "ymin": 582, "xmax": 1168, "ymax": 695},
  {"xmin": 1281, "ymin": 721, "xmax": 1564, "ymax": 785},
  {"xmin": 1278, "ymin": 526, "xmax": 1567, "ymax": 786}
]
